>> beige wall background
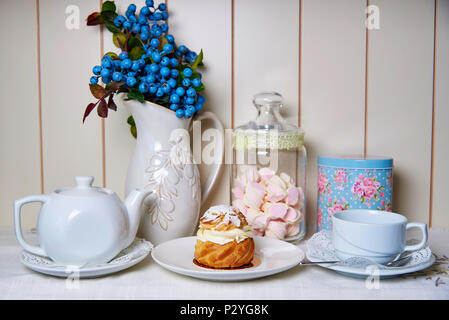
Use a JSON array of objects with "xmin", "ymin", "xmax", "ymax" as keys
[{"xmin": 1, "ymin": 0, "xmax": 448, "ymax": 232}]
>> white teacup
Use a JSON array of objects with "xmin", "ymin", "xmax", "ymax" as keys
[{"xmin": 332, "ymin": 209, "xmax": 428, "ymax": 264}]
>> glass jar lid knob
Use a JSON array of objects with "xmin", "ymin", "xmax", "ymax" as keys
[{"xmin": 253, "ymin": 91, "xmax": 283, "ymax": 108}]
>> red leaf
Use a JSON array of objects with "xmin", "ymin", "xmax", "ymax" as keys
[
  {"xmin": 86, "ymin": 12, "xmax": 104, "ymax": 26},
  {"xmin": 97, "ymin": 98, "xmax": 108, "ymax": 118},
  {"xmin": 83, "ymin": 103, "xmax": 97, "ymax": 123},
  {"xmin": 106, "ymin": 81, "xmax": 124, "ymax": 92},
  {"xmin": 89, "ymin": 84, "xmax": 107, "ymax": 99},
  {"xmin": 107, "ymin": 94, "xmax": 117, "ymax": 111}
]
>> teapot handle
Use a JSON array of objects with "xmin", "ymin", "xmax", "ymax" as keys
[
  {"xmin": 191, "ymin": 111, "xmax": 224, "ymax": 205},
  {"xmin": 14, "ymin": 195, "xmax": 49, "ymax": 257}
]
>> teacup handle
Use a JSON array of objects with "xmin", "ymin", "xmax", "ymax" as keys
[
  {"xmin": 404, "ymin": 222, "xmax": 428, "ymax": 252},
  {"xmin": 14, "ymin": 195, "xmax": 49, "ymax": 257}
]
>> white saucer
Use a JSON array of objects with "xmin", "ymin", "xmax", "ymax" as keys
[
  {"xmin": 151, "ymin": 236, "xmax": 305, "ymax": 281},
  {"xmin": 306, "ymin": 231, "xmax": 435, "ymax": 279},
  {"xmin": 20, "ymin": 238, "xmax": 153, "ymax": 278}
]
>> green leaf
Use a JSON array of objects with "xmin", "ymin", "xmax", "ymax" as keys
[
  {"xmin": 127, "ymin": 35, "xmax": 142, "ymax": 51},
  {"xmin": 89, "ymin": 84, "xmax": 107, "ymax": 99},
  {"xmin": 195, "ymin": 83, "xmax": 205, "ymax": 92},
  {"xmin": 191, "ymin": 49, "xmax": 203, "ymax": 70},
  {"xmin": 130, "ymin": 125, "xmax": 137, "ymax": 139},
  {"xmin": 129, "ymin": 46, "xmax": 145, "ymax": 60},
  {"xmin": 113, "ymin": 33, "xmax": 126, "ymax": 49},
  {"xmin": 101, "ymin": 10, "xmax": 117, "ymax": 22},
  {"xmin": 158, "ymin": 36, "xmax": 169, "ymax": 52},
  {"xmin": 127, "ymin": 115, "xmax": 135, "ymax": 126},
  {"xmin": 86, "ymin": 12, "xmax": 104, "ymax": 26},
  {"xmin": 101, "ymin": 1, "xmax": 116, "ymax": 13},
  {"xmin": 105, "ymin": 21, "xmax": 120, "ymax": 33},
  {"xmin": 126, "ymin": 89, "xmax": 145, "ymax": 103},
  {"xmin": 155, "ymin": 95, "xmax": 170, "ymax": 107},
  {"xmin": 104, "ymin": 51, "xmax": 119, "ymax": 60},
  {"xmin": 127, "ymin": 116, "xmax": 137, "ymax": 138}
]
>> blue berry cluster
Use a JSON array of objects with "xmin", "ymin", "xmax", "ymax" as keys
[{"xmin": 87, "ymin": 1, "xmax": 205, "ymax": 119}]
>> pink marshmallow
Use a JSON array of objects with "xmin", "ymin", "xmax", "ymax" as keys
[
  {"xmin": 284, "ymin": 208, "xmax": 301, "ymax": 223},
  {"xmin": 265, "ymin": 221, "xmax": 287, "ymax": 239},
  {"xmin": 232, "ymin": 199, "xmax": 247, "ymax": 215},
  {"xmin": 245, "ymin": 208, "xmax": 270, "ymax": 230},
  {"xmin": 243, "ymin": 182, "xmax": 265, "ymax": 209},
  {"xmin": 232, "ymin": 186, "xmax": 244, "ymax": 200},
  {"xmin": 258, "ymin": 167, "xmax": 275, "ymax": 181},
  {"xmin": 286, "ymin": 223, "xmax": 300, "ymax": 237},
  {"xmin": 266, "ymin": 175, "xmax": 288, "ymax": 202},
  {"xmin": 286, "ymin": 186, "xmax": 299, "ymax": 206},
  {"xmin": 252, "ymin": 228, "xmax": 264, "ymax": 236},
  {"xmin": 266, "ymin": 203, "xmax": 288, "ymax": 219},
  {"xmin": 243, "ymin": 165, "xmax": 259, "ymax": 184},
  {"xmin": 235, "ymin": 179, "xmax": 245, "ymax": 192},
  {"xmin": 280, "ymin": 172, "xmax": 293, "ymax": 185}
]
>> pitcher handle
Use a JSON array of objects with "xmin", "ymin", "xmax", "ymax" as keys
[
  {"xmin": 14, "ymin": 195, "xmax": 49, "ymax": 257},
  {"xmin": 192, "ymin": 111, "xmax": 224, "ymax": 204}
]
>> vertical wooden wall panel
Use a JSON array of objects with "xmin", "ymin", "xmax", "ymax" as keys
[
  {"xmin": 432, "ymin": 0, "xmax": 449, "ymax": 229},
  {"xmin": 102, "ymin": 0, "xmax": 146, "ymax": 198},
  {"xmin": 367, "ymin": 0, "xmax": 434, "ymax": 223},
  {"xmin": 40, "ymin": 0, "xmax": 103, "ymax": 193},
  {"xmin": 0, "ymin": 0, "xmax": 41, "ymax": 227},
  {"xmin": 301, "ymin": 0, "xmax": 366, "ymax": 233},
  {"xmin": 168, "ymin": 0, "xmax": 232, "ymax": 215},
  {"xmin": 234, "ymin": 0, "xmax": 299, "ymax": 127}
]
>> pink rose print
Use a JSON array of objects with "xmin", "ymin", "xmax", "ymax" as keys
[
  {"xmin": 351, "ymin": 175, "xmax": 383, "ymax": 203},
  {"xmin": 327, "ymin": 203, "xmax": 345, "ymax": 215},
  {"xmin": 377, "ymin": 200, "xmax": 392, "ymax": 212},
  {"xmin": 334, "ymin": 170, "xmax": 346, "ymax": 183},
  {"xmin": 318, "ymin": 172, "xmax": 329, "ymax": 195}
]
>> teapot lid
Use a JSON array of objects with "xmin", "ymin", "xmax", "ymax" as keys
[{"xmin": 55, "ymin": 176, "xmax": 110, "ymax": 197}]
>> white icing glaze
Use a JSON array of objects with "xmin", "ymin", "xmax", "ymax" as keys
[
  {"xmin": 201, "ymin": 205, "xmax": 242, "ymax": 228},
  {"xmin": 197, "ymin": 225, "xmax": 253, "ymax": 245}
]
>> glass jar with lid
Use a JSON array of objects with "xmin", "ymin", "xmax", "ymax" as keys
[{"xmin": 231, "ymin": 92, "xmax": 306, "ymax": 242}]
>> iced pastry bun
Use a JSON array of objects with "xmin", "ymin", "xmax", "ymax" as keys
[{"xmin": 194, "ymin": 205, "xmax": 255, "ymax": 268}]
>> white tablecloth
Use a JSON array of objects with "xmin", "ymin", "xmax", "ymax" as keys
[{"xmin": 1, "ymin": 226, "xmax": 448, "ymax": 300}]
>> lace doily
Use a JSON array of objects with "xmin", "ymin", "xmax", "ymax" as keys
[
  {"xmin": 306, "ymin": 230, "xmax": 432, "ymax": 270},
  {"xmin": 233, "ymin": 130, "xmax": 304, "ymax": 150},
  {"xmin": 21, "ymin": 238, "xmax": 153, "ymax": 269}
]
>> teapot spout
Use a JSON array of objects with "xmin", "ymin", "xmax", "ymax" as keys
[{"xmin": 124, "ymin": 188, "xmax": 153, "ymax": 248}]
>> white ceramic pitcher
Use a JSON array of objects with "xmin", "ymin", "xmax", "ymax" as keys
[{"xmin": 120, "ymin": 96, "xmax": 224, "ymax": 245}]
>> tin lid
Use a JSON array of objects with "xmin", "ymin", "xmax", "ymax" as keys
[{"xmin": 318, "ymin": 154, "xmax": 393, "ymax": 169}]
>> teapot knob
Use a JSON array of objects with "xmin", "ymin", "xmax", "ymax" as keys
[{"xmin": 75, "ymin": 176, "xmax": 94, "ymax": 188}]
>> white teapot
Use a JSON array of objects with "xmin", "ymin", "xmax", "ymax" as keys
[{"xmin": 14, "ymin": 176, "xmax": 152, "ymax": 266}]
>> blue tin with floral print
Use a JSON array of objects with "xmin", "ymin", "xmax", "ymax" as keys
[{"xmin": 317, "ymin": 154, "xmax": 393, "ymax": 231}]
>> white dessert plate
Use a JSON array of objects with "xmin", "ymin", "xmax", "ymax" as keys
[
  {"xmin": 20, "ymin": 238, "xmax": 153, "ymax": 278},
  {"xmin": 151, "ymin": 236, "xmax": 304, "ymax": 281},
  {"xmin": 306, "ymin": 231, "xmax": 435, "ymax": 279}
]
